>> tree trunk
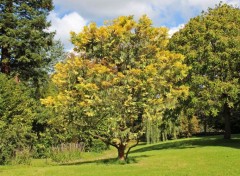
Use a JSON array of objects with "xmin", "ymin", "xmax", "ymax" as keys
[
  {"xmin": 1, "ymin": 47, "xmax": 11, "ymax": 74},
  {"xmin": 125, "ymin": 139, "xmax": 139, "ymax": 160},
  {"xmin": 14, "ymin": 74, "xmax": 20, "ymax": 83},
  {"xmin": 117, "ymin": 144, "xmax": 126, "ymax": 161},
  {"xmin": 223, "ymin": 103, "xmax": 231, "ymax": 139}
]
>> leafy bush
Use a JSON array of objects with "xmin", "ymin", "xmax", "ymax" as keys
[
  {"xmin": 180, "ymin": 116, "xmax": 201, "ymax": 137},
  {"xmin": 0, "ymin": 74, "xmax": 36, "ymax": 165},
  {"xmin": 90, "ymin": 139, "xmax": 108, "ymax": 153}
]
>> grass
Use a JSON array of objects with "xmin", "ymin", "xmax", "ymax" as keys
[{"xmin": 0, "ymin": 134, "xmax": 240, "ymax": 176}]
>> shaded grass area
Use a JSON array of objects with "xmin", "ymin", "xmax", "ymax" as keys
[
  {"xmin": 132, "ymin": 135, "xmax": 240, "ymax": 153},
  {"xmin": 0, "ymin": 134, "xmax": 240, "ymax": 176}
]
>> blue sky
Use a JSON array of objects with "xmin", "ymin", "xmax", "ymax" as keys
[{"xmin": 48, "ymin": 0, "xmax": 240, "ymax": 50}]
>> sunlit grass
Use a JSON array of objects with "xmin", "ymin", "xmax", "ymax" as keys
[{"xmin": 1, "ymin": 134, "xmax": 240, "ymax": 176}]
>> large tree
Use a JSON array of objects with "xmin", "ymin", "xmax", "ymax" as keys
[
  {"xmin": 0, "ymin": 0, "xmax": 54, "ymax": 80},
  {"xmin": 42, "ymin": 15, "xmax": 189, "ymax": 161},
  {"xmin": 169, "ymin": 4, "xmax": 240, "ymax": 139}
]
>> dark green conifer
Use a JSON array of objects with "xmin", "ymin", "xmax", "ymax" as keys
[{"xmin": 0, "ymin": 0, "xmax": 54, "ymax": 80}]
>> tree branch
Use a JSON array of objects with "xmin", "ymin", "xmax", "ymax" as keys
[
  {"xmin": 89, "ymin": 132, "xmax": 119, "ymax": 149},
  {"xmin": 125, "ymin": 138, "xmax": 139, "ymax": 160}
]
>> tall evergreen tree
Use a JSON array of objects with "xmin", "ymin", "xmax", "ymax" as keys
[{"xmin": 0, "ymin": 0, "xmax": 54, "ymax": 80}]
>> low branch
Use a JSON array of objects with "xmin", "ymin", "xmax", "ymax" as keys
[
  {"xmin": 125, "ymin": 138, "xmax": 140, "ymax": 160},
  {"xmin": 89, "ymin": 132, "xmax": 119, "ymax": 149}
]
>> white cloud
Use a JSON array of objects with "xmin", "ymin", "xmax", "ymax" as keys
[
  {"xmin": 169, "ymin": 24, "xmax": 185, "ymax": 37},
  {"xmin": 53, "ymin": 0, "xmax": 154, "ymax": 19},
  {"xmin": 48, "ymin": 11, "xmax": 87, "ymax": 50},
  {"xmin": 53, "ymin": 0, "xmax": 239, "ymax": 26},
  {"xmin": 226, "ymin": 0, "xmax": 240, "ymax": 6},
  {"xmin": 50, "ymin": 0, "xmax": 240, "ymax": 49}
]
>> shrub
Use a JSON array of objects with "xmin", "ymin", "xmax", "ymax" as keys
[
  {"xmin": 90, "ymin": 139, "xmax": 108, "ymax": 153},
  {"xmin": 180, "ymin": 116, "xmax": 201, "ymax": 137},
  {"xmin": 0, "ymin": 74, "xmax": 36, "ymax": 165}
]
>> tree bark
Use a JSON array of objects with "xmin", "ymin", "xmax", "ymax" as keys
[
  {"xmin": 117, "ymin": 144, "xmax": 126, "ymax": 161},
  {"xmin": 223, "ymin": 103, "xmax": 231, "ymax": 139},
  {"xmin": 1, "ymin": 48, "xmax": 11, "ymax": 74},
  {"xmin": 125, "ymin": 139, "xmax": 139, "ymax": 160}
]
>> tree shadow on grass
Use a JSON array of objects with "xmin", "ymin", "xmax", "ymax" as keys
[
  {"xmin": 59, "ymin": 135, "xmax": 240, "ymax": 166},
  {"xmin": 131, "ymin": 135, "xmax": 240, "ymax": 154},
  {"xmin": 60, "ymin": 154, "xmax": 149, "ymax": 166}
]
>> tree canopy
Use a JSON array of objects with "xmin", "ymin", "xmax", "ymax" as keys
[
  {"xmin": 0, "ymin": 0, "xmax": 54, "ymax": 80},
  {"xmin": 169, "ymin": 4, "xmax": 240, "ymax": 139},
  {"xmin": 42, "ymin": 15, "xmax": 189, "ymax": 161}
]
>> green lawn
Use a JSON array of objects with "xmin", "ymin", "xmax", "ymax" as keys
[{"xmin": 1, "ymin": 135, "xmax": 240, "ymax": 176}]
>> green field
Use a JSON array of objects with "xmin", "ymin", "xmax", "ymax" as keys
[{"xmin": 1, "ymin": 135, "xmax": 240, "ymax": 176}]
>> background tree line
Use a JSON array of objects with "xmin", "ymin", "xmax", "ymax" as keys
[{"xmin": 0, "ymin": 0, "xmax": 239, "ymax": 164}]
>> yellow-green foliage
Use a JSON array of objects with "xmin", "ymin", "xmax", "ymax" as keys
[{"xmin": 42, "ymin": 15, "xmax": 189, "ymax": 160}]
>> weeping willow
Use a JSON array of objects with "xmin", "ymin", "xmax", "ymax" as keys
[
  {"xmin": 159, "ymin": 118, "xmax": 180, "ymax": 141},
  {"xmin": 145, "ymin": 118, "xmax": 160, "ymax": 144},
  {"xmin": 145, "ymin": 115, "xmax": 182, "ymax": 143}
]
